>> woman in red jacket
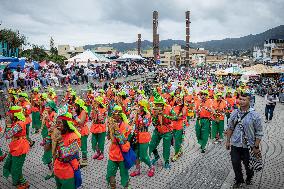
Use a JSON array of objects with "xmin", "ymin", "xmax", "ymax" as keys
[
  {"xmin": 53, "ymin": 112, "xmax": 81, "ymax": 189},
  {"xmin": 72, "ymin": 98, "xmax": 89, "ymax": 167},
  {"xmin": 106, "ymin": 105, "xmax": 131, "ymax": 189},
  {"xmin": 3, "ymin": 106, "xmax": 30, "ymax": 189}
]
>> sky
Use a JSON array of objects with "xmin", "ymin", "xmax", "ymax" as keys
[{"xmin": 0, "ymin": 0, "xmax": 283, "ymax": 48}]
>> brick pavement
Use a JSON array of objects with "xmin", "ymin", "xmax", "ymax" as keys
[{"xmin": 0, "ymin": 96, "xmax": 283, "ymax": 189}]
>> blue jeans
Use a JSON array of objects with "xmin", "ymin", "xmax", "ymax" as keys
[{"xmin": 265, "ymin": 104, "xmax": 275, "ymax": 121}]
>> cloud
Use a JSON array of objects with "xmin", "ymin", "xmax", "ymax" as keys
[{"xmin": 0, "ymin": 0, "xmax": 283, "ymax": 48}]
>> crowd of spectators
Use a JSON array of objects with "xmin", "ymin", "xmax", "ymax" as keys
[{"xmin": 0, "ymin": 59, "xmax": 157, "ymax": 92}]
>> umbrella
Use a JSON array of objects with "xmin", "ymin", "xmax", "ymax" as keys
[
  {"xmin": 0, "ymin": 55, "xmax": 19, "ymax": 62},
  {"xmin": 8, "ymin": 58, "xmax": 39, "ymax": 70}
]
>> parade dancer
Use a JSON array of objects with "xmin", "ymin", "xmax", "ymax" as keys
[
  {"xmin": 211, "ymin": 92, "xmax": 227, "ymax": 143},
  {"xmin": 171, "ymin": 94, "xmax": 187, "ymax": 162},
  {"xmin": 90, "ymin": 96, "xmax": 107, "ymax": 160},
  {"xmin": 195, "ymin": 90, "xmax": 212, "ymax": 153},
  {"xmin": 31, "ymin": 87, "xmax": 41, "ymax": 134},
  {"xmin": 40, "ymin": 100, "xmax": 58, "ymax": 180},
  {"xmin": 3, "ymin": 106, "xmax": 30, "ymax": 189},
  {"xmin": 85, "ymin": 87, "xmax": 94, "ymax": 117},
  {"xmin": 53, "ymin": 112, "xmax": 81, "ymax": 189},
  {"xmin": 72, "ymin": 99, "xmax": 89, "ymax": 167},
  {"xmin": 106, "ymin": 105, "xmax": 131, "ymax": 189},
  {"xmin": 130, "ymin": 99, "xmax": 155, "ymax": 177},
  {"xmin": 149, "ymin": 91, "xmax": 177, "ymax": 169},
  {"xmin": 18, "ymin": 92, "xmax": 35, "ymax": 147}
]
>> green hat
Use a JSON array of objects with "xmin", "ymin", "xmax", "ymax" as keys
[
  {"xmin": 8, "ymin": 106, "xmax": 26, "ymax": 121},
  {"xmin": 113, "ymin": 105, "xmax": 129, "ymax": 124},
  {"xmin": 95, "ymin": 96, "xmax": 106, "ymax": 108},
  {"xmin": 153, "ymin": 90, "xmax": 166, "ymax": 105},
  {"xmin": 41, "ymin": 93, "xmax": 48, "ymax": 100},
  {"xmin": 118, "ymin": 90, "xmax": 127, "ymax": 96},
  {"xmin": 71, "ymin": 90, "xmax": 77, "ymax": 96},
  {"xmin": 32, "ymin": 87, "xmax": 39, "ymax": 92},
  {"xmin": 45, "ymin": 100, "xmax": 58, "ymax": 112},
  {"xmin": 18, "ymin": 92, "xmax": 29, "ymax": 99},
  {"xmin": 99, "ymin": 89, "xmax": 105, "ymax": 93},
  {"xmin": 75, "ymin": 98, "xmax": 88, "ymax": 112},
  {"xmin": 57, "ymin": 112, "xmax": 81, "ymax": 138}
]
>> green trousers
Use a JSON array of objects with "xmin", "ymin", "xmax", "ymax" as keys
[
  {"xmin": 26, "ymin": 123, "xmax": 31, "ymax": 141},
  {"xmin": 149, "ymin": 129, "xmax": 172, "ymax": 163},
  {"xmin": 195, "ymin": 118, "xmax": 210, "ymax": 150},
  {"xmin": 173, "ymin": 129, "xmax": 183, "ymax": 154},
  {"xmin": 135, "ymin": 143, "xmax": 151, "ymax": 167},
  {"xmin": 0, "ymin": 148, "xmax": 3, "ymax": 156},
  {"xmin": 41, "ymin": 125, "xmax": 52, "ymax": 165},
  {"xmin": 211, "ymin": 120, "xmax": 224, "ymax": 139},
  {"xmin": 81, "ymin": 135, "xmax": 88, "ymax": 158},
  {"xmin": 106, "ymin": 160, "xmax": 129, "ymax": 187},
  {"xmin": 55, "ymin": 176, "xmax": 75, "ymax": 189},
  {"xmin": 91, "ymin": 132, "xmax": 106, "ymax": 153},
  {"xmin": 87, "ymin": 105, "xmax": 91, "ymax": 117},
  {"xmin": 32, "ymin": 111, "xmax": 41, "ymax": 131},
  {"xmin": 3, "ymin": 154, "xmax": 26, "ymax": 185}
]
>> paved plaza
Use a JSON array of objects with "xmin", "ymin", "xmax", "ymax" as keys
[{"xmin": 0, "ymin": 95, "xmax": 283, "ymax": 189}]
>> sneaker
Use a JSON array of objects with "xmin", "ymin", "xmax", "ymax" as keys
[
  {"xmin": 0, "ymin": 153, "xmax": 7, "ymax": 162},
  {"xmin": 218, "ymin": 139, "xmax": 224, "ymax": 143},
  {"xmin": 213, "ymin": 139, "xmax": 219, "ymax": 144},
  {"xmin": 171, "ymin": 154, "xmax": 179, "ymax": 162},
  {"xmin": 130, "ymin": 169, "xmax": 141, "ymax": 177},
  {"xmin": 93, "ymin": 152, "xmax": 100, "ymax": 160},
  {"xmin": 97, "ymin": 154, "xmax": 104, "ymax": 160},
  {"xmin": 201, "ymin": 149, "xmax": 206, "ymax": 153},
  {"xmin": 232, "ymin": 181, "xmax": 244, "ymax": 188},
  {"xmin": 264, "ymin": 120, "xmax": 268, "ymax": 123},
  {"xmin": 151, "ymin": 155, "xmax": 160, "ymax": 165},
  {"xmin": 80, "ymin": 159, "xmax": 88, "ymax": 167},
  {"xmin": 147, "ymin": 166, "xmax": 155, "ymax": 177},
  {"xmin": 29, "ymin": 141, "xmax": 35, "ymax": 147},
  {"xmin": 16, "ymin": 181, "xmax": 30, "ymax": 189},
  {"xmin": 164, "ymin": 162, "xmax": 171, "ymax": 169}
]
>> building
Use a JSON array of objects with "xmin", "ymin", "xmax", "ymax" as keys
[
  {"xmin": 271, "ymin": 47, "xmax": 284, "ymax": 61},
  {"xmin": 263, "ymin": 39, "xmax": 284, "ymax": 61},
  {"xmin": 93, "ymin": 46, "xmax": 114, "ymax": 54},
  {"xmin": 253, "ymin": 46, "xmax": 263, "ymax": 61},
  {"xmin": 141, "ymin": 49, "xmax": 154, "ymax": 58},
  {"xmin": 160, "ymin": 52, "xmax": 172, "ymax": 67},
  {"xmin": 58, "ymin": 45, "xmax": 84, "ymax": 59}
]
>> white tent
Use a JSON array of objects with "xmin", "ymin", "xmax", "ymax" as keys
[
  {"xmin": 68, "ymin": 50, "xmax": 100, "ymax": 63},
  {"xmin": 120, "ymin": 53, "xmax": 143, "ymax": 60}
]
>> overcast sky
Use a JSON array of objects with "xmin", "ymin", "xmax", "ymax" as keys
[{"xmin": 0, "ymin": 0, "xmax": 283, "ymax": 48}]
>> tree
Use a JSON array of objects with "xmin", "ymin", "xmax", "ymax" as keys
[
  {"xmin": 50, "ymin": 37, "xmax": 58, "ymax": 55},
  {"xmin": 0, "ymin": 28, "xmax": 26, "ymax": 48},
  {"xmin": 21, "ymin": 45, "xmax": 48, "ymax": 61}
]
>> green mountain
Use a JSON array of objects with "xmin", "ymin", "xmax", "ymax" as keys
[{"xmin": 84, "ymin": 25, "xmax": 284, "ymax": 52}]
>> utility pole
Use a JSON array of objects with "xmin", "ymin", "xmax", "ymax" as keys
[
  {"xmin": 137, "ymin": 34, "xmax": 141, "ymax": 55},
  {"xmin": 185, "ymin": 11, "xmax": 191, "ymax": 67},
  {"xmin": 153, "ymin": 11, "xmax": 159, "ymax": 62}
]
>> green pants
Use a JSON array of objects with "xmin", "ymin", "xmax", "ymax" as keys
[
  {"xmin": 32, "ymin": 111, "xmax": 41, "ymax": 130},
  {"xmin": 106, "ymin": 160, "xmax": 129, "ymax": 187},
  {"xmin": 3, "ymin": 154, "xmax": 26, "ymax": 185},
  {"xmin": 41, "ymin": 125, "xmax": 48, "ymax": 139},
  {"xmin": 195, "ymin": 118, "xmax": 210, "ymax": 150},
  {"xmin": 41, "ymin": 125, "xmax": 52, "ymax": 164},
  {"xmin": 173, "ymin": 129, "xmax": 183, "ymax": 154},
  {"xmin": 135, "ymin": 143, "xmax": 151, "ymax": 167},
  {"xmin": 91, "ymin": 132, "xmax": 106, "ymax": 153},
  {"xmin": 211, "ymin": 120, "xmax": 224, "ymax": 139},
  {"xmin": 81, "ymin": 135, "xmax": 88, "ymax": 158},
  {"xmin": 0, "ymin": 148, "xmax": 3, "ymax": 156},
  {"xmin": 149, "ymin": 129, "xmax": 172, "ymax": 163},
  {"xmin": 55, "ymin": 176, "xmax": 75, "ymax": 189},
  {"xmin": 87, "ymin": 105, "xmax": 91, "ymax": 117},
  {"xmin": 26, "ymin": 123, "xmax": 31, "ymax": 140}
]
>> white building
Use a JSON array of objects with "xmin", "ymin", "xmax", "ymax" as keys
[
  {"xmin": 253, "ymin": 46, "xmax": 263, "ymax": 61},
  {"xmin": 263, "ymin": 39, "xmax": 284, "ymax": 61}
]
